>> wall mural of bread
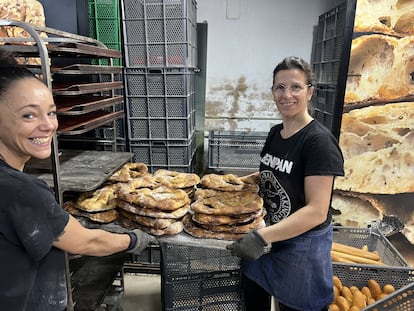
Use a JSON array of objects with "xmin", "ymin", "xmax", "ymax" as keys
[{"xmin": 332, "ymin": 0, "xmax": 414, "ymax": 245}]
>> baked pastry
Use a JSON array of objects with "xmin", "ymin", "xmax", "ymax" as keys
[
  {"xmin": 191, "ymin": 191, "xmax": 263, "ymax": 215},
  {"xmin": 117, "ymin": 185, "xmax": 190, "ymax": 211},
  {"xmin": 182, "ymin": 214, "xmax": 246, "ymax": 240},
  {"xmin": 353, "ymin": 0, "xmax": 414, "ymax": 36},
  {"xmin": 115, "ymin": 175, "xmax": 158, "ymax": 195},
  {"xmin": 116, "ymin": 199, "xmax": 190, "ymax": 219},
  {"xmin": 63, "ymin": 201, "xmax": 118, "ymax": 223},
  {"xmin": 195, "ymin": 210, "xmax": 265, "ymax": 234},
  {"xmin": 118, "ymin": 209, "xmax": 176, "ymax": 229},
  {"xmin": 76, "ymin": 184, "xmax": 117, "ymax": 212},
  {"xmin": 117, "ymin": 215, "xmax": 183, "ymax": 236},
  {"xmin": 108, "ymin": 162, "xmax": 149, "ymax": 183},
  {"xmin": 153, "ymin": 169, "xmax": 200, "ymax": 189},
  {"xmin": 200, "ymin": 173, "xmax": 259, "ymax": 192},
  {"xmin": 192, "ymin": 208, "xmax": 264, "ymax": 226},
  {"xmin": 344, "ymin": 35, "xmax": 414, "ymax": 108}
]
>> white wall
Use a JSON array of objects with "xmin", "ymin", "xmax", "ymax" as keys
[{"xmin": 197, "ymin": 0, "xmax": 344, "ymax": 132}]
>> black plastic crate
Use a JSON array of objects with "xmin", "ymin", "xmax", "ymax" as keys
[
  {"xmin": 363, "ymin": 281, "xmax": 414, "ymax": 310},
  {"xmin": 126, "ymin": 93, "xmax": 195, "ymax": 119},
  {"xmin": 121, "ymin": 0, "xmax": 197, "ymax": 67},
  {"xmin": 312, "ymin": 2, "xmax": 346, "ymax": 85},
  {"xmin": 160, "ymin": 241, "xmax": 243, "ymax": 311},
  {"xmin": 127, "ymin": 112, "xmax": 195, "ymax": 140},
  {"xmin": 129, "ymin": 134, "xmax": 197, "ymax": 172},
  {"xmin": 124, "ymin": 67, "xmax": 195, "ymax": 97},
  {"xmin": 332, "ymin": 227, "xmax": 409, "ymax": 268},
  {"xmin": 208, "ymin": 130, "xmax": 267, "ymax": 170},
  {"xmin": 333, "ymin": 265, "xmax": 414, "ymax": 311}
]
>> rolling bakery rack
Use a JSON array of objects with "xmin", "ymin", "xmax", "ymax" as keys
[{"xmin": 0, "ymin": 19, "xmax": 132, "ymax": 310}]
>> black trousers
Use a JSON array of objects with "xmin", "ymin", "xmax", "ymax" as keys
[{"xmin": 242, "ymin": 275, "xmax": 329, "ymax": 311}]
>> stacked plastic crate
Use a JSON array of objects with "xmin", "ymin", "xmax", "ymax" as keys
[
  {"xmin": 121, "ymin": 0, "xmax": 198, "ymax": 173},
  {"xmin": 88, "ymin": 0, "xmax": 127, "ymax": 152}
]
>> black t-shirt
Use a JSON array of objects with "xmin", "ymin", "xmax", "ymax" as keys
[
  {"xmin": 259, "ymin": 120, "xmax": 344, "ymax": 226},
  {"xmin": 0, "ymin": 160, "xmax": 69, "ymax": 311}
]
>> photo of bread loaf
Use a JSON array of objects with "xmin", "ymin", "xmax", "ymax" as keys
[{"xmin": 332, "ymin": 0, "xmax": 414, "ymax": 247}]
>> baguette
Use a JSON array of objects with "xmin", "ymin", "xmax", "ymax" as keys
[
  {"xmin": 331, "ymin": 250, "xmax": 385, "ymax": 265},
  {"xmin": 332, "ymin": 242, "xmax": 381, "ymax": 261}
]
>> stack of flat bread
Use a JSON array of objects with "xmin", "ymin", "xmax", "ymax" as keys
[
  {"xmin": 184, "ymin": 174, "xmax": 266, "ymax": 240},
  {"xmin": 333, "ymin": 2, "xmax": 414, "ymax": 243},
  {"xmin": 63, "ymin": 184, "xmax": 119, "ymax": 223},
  {"xmin": 115, "ymin": 169, "xmax": 200, "ymax": 236}
]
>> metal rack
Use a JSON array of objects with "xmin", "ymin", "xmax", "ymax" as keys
[{"xmin": 0, "ymin": 19, "xmax": 131, "ymax": 310}]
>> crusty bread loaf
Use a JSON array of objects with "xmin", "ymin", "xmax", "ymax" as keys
[
  {"xmin": 335, "ymin": 134, "xmax": 414, "ymax": 194},
  {"xmin": 344, "ymin": 35, "xmax": 414, "ymax": 107},
  {"xmin": 354, "ymin": 0, "xmax": 414, "ymax": 36},
  {"xmin": 339, "ymin": 102, "xmax": 414, "ymax": 159},
  {"xmin": 331, "ymin": 192, "xmax": 381, "ymax": 228},
  {"xmin": 336, "ymin": 102, "xmax": 414, "ymax": 194}
]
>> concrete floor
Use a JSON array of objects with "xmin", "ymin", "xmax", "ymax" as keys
[
  {"xmin": 121, "ymin": 273, "xmax": 162, "ymax": 311},
  {"xmin": 120, "ymin": 273, "xmax": 278, "ymax": 311}
]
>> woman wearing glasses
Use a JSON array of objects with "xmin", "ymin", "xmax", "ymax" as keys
[{"xmin": 227, "ymin": 56, "xmax": 344, "ymax": 311}]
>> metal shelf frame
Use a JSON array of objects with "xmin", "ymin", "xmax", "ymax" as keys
[{"xmin": 0, "ymin": 19, "xmax": 130, "ymax": 311}]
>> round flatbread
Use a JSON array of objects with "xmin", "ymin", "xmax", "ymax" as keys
[
  {"xmin": 117, "ymin": 185, "xmax": 190, "ymax": 211},
  {"xmin": 117, "ymin": 199, "xmax": 190, "ymax": 219},
  {"xmin": 191, "ymin": 191, "xmax": 263, "ymax": 215},
  {"xmin": 153, "ymin": 169, "xmax": 200, "ymax": 189},
  {"xmin": 76, "ymin": 184, "xmax": 117, "ymax": 212}
]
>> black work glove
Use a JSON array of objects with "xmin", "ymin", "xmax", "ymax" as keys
[
  {"xmin": 226, "ymin": 230, "xmax": 270, "ymax": 260},
  {"xmin": 125, "ymin": 229, "xmax": 158, "ymax": 254}
]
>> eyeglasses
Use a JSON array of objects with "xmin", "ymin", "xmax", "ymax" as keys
[{"xmin": 271, "ymin": 83, "xmax": 312, "ymax": 95}]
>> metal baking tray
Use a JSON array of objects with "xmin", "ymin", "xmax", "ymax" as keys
[
  {"xmin": 56, "ymin": 95, "xmax": 123, "ymax": 115},
  {"xmin": 53, "ymin": 81, "xmax": 123, "ymax": 95},
  {"xmin": 52, "ymin": 64, "xmax": 123, "ymax": 75},
  {"xmin": 58, "ymin": 110, "xmax": 124, "ymax": 135},
  {"xmin": 48, "ymin": 42, "xmax": 121, "ymax": 59},
  {"xmin": 27, "ymin": 150, "xmax": 133, "ymax": 192}
]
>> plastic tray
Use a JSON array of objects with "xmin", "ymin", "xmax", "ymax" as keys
[
  {"xmin": 333, "ymin": 265, "xmax": 414, "ymax": 311},
  {"xmin": 160, "ymin": 240, "xmax": 243, "ymax": 311},
  {"xmin": 332, "ymin": 226, "xmax": 409, "ymax": 267},
  {"xmin": 208, "ymin": 130, "xmax": 267, "ymax": 170}
]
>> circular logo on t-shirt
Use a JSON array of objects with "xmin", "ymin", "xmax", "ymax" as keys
[{"xmin": 261, "ymin": 170, "xmax": 291, "ymax": 224}]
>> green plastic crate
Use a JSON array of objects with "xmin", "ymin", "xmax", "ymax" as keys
[{"xmin": 88, "ymin": 0, "xmax": 122, "ymax": 66}]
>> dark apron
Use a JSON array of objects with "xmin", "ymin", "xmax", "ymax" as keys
[{"xmin": 242, "ymin": 224, "xmax": 334, "ymax": 310}]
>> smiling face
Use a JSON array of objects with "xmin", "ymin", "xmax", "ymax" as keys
[
  {"xmin": 0, "ymin": 77, "xmax": 57, "ymax": 170},
  {"xmin": 272, "ymin": 68, "xmax": 314, "ymax": 120}
]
